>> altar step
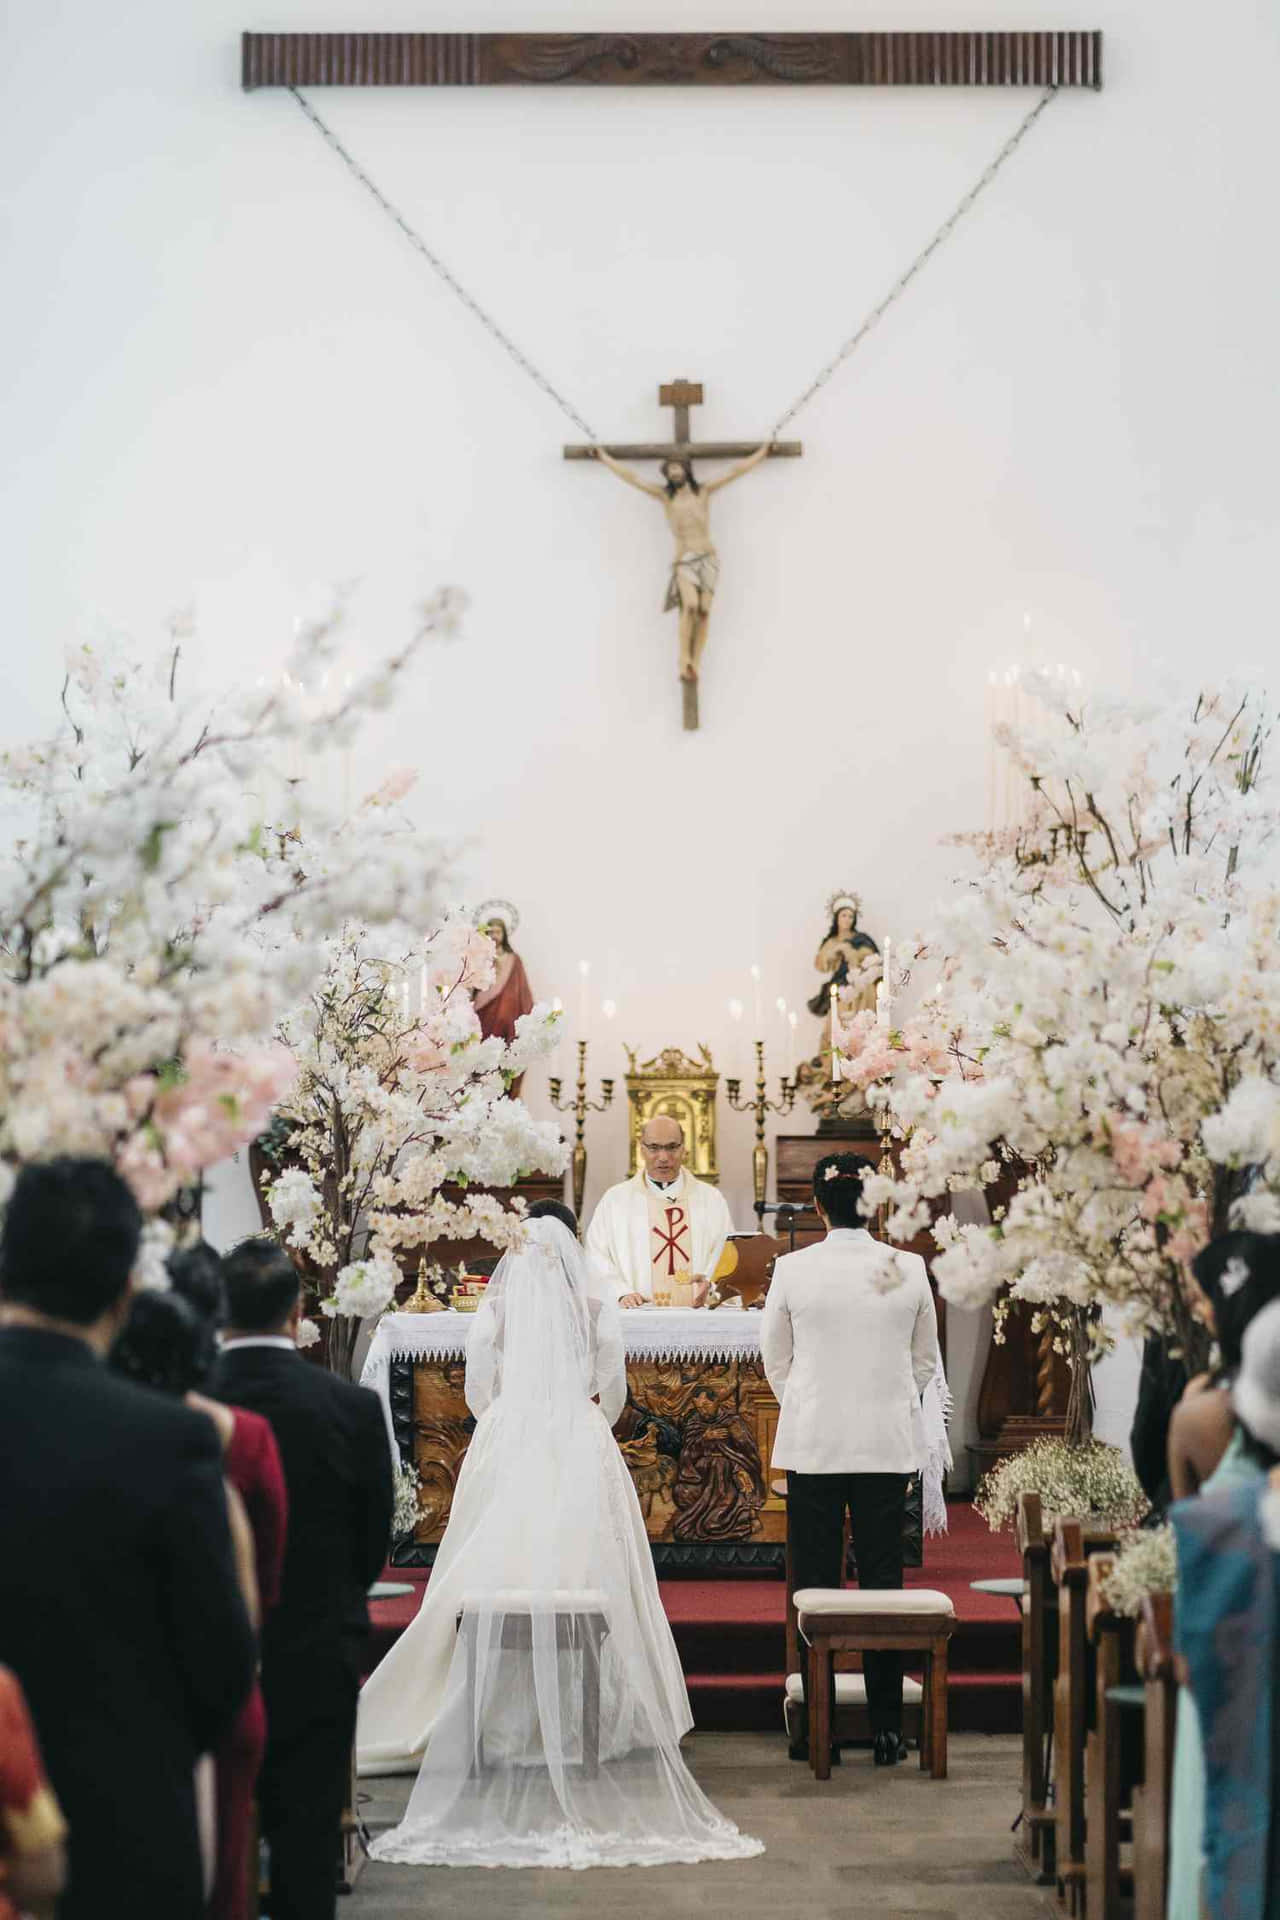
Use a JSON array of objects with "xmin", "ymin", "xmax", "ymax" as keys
[{"xmin": 368, "ymin": 1500, "xmax": 1022, "ymax": 1736}]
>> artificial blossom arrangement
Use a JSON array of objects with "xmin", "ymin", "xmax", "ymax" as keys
[
  {"xmin": 0, "ymin": 590, "xmax": 464, "ymax": 1263},
  {"xmin": 836, "ymin": 675, "xmax": 1280, "ymax": 1422},
  {"xmin": 973, "ymin": 1436, "xmax": 1149, "ymax": 1534},
  {"xmin": 263, "ymin": 913, "xmax": 564, "ymax": 1376}
]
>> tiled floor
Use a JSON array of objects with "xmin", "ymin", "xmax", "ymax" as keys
[{"xmin": 347, "ymin": 1732, "xmax": 1056, "ymax": 1920}]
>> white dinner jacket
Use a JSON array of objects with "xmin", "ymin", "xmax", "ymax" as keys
[{"xmin": 760, "ymin": 1228, "xmax": 939, "ymax": 1476}]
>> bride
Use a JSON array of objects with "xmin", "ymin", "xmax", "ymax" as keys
[{"xmin": 360, "ymin": 1216, "xmax": 762, "ymax": 1870}]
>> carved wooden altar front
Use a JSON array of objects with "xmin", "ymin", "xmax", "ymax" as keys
[{"xmin": 392, "ymin": 1348, "xmax": 785, "ymax": 1570}]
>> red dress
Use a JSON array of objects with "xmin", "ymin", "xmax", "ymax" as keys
[
  {"xmin": 0, "ymin": 1667, "xmax": 66, "ymax": 1920},
  {"xmin": 213, "ymin": 1409, "xmax": 288, "ymax": 1920}
]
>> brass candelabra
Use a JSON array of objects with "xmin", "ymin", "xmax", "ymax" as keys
[
  {"xmin": 548, "ymin": 1040, "xmax": 615, "ymax": 1221},
  {"xmin": 725, "ymin": 1041, "xmax": 796, "ymax": 1210}
]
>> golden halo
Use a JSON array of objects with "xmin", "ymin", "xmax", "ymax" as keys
[{"xmin": 474, "ymin": 897, "xmax": 520, "ymax": 936}]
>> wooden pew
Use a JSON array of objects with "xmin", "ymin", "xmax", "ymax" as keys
[
  {"xmin": 1085, "ymin": 1551, "xmax": 1140, "ymax": 1919},
  {"xmin": 1131, "ymin": 1593, "xmax": 1175, "ymax": 1920},
  {"xmin": 1016, "ymin": 1491, "xmax": 1056, "ymax": 1879},
  {"xmin": 1052, "ymin": 1519, "xmax": 1119, "ymax": 1914}
]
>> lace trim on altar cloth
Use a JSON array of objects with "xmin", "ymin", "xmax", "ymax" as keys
[
  {"xmin": 364, "ymin": 1310, "xmax": 767, "ymax": 1372},
  {"xmin": 368, "ymin": 1818, "xmax": 765, "ymax": 1871}
]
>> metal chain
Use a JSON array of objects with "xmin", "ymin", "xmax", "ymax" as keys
[
  {"xmin": 289, "ymin": 86, "xmax": 599, "ymax": 440},
  {"xmin": 769, "ymin": 87, "xmax": 1058, "ymax": 437},
  {"xmin": 290, "ymin": 83, "xmax": 1057, "ymax": 448}
]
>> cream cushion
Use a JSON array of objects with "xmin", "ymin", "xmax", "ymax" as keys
[
  {"xmin": 784, "ymin": 1672, "xmax": 924, "ymax": 1706},
  {"xmin": 459, "ymin": 1589, "xmax": 609, "ymax": 1612},
  {"xmin": 795, "ymin": 1586, "xmax": 955, "ymax": 1620},
  {"xmin": 782, "ymin": 1670, "xmax": 924, "ymax": 1741}
]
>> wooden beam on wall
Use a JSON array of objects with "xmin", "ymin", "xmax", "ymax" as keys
[{"xmin": 242, "ymin": 30, "xmax": 1103, "ymax": 92}]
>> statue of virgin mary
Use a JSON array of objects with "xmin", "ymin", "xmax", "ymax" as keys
[
  {"xmin": 797, "ymin": 890, "xmax": 881, "ymax": 1127},
  {"xmin": 806, "ymin": 890, "xmax": 880, "ymax": 1021}
]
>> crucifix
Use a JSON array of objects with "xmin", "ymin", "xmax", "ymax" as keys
[
  {"xmin": 244, "ymin": 27, "xmax": 1103, "ymax": 728},
  {"xmin": 564, "ymin": 381, "xmax": 801, "ymax": 730}
]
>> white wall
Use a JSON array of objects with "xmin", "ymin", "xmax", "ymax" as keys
[{"xmin": 6, "ymin": 0, "xmax": 1279, "ymax": 1466}]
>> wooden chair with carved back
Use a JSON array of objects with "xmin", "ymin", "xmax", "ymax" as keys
[{"xmin": 1130, "ymin": 1592, "xmax": 1176, "ymax": 1920}]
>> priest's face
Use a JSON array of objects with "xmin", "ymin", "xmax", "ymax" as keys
[{"xmin": 640, "ymin": 1119, "xmax": 685, "ymax": 1183}]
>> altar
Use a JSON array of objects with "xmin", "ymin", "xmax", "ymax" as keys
[{"xmin": 362, "ymin": 1307, "xmax": 950, "ymax": 1572}]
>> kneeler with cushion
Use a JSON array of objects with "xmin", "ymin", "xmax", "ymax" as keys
[
  {"xmin": 795, "ymin": 1588, "xmax": 955, "ymax": 1782},
  {"xmin": 457, "ymin": 1590, "xmax": 611, "ymax": 1778}
]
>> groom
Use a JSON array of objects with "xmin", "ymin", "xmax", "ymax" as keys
[{"xmin": 761, "ymin": 1153, "xmax": 938, "ymax": 1766}]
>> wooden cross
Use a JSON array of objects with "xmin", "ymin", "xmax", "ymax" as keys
[
  {"xmin": 243, "ymin": 27, "xmax": 1103, "ymax": 733},
  {"xmin": 567, "ymin": 381, "xmax": 800, "ymax": 731},
  {"xmin": 562, "ymin": 379, "xmax": 801, "ymax": 466}
]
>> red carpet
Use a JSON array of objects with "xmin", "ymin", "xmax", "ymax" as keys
[{"xmin": 370, "ymin": 1500, "xmax": 1022, "ymax": 1735}]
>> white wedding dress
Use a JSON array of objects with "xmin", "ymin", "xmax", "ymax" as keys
[{"xmin": 362, "ymin": 1217, "xmax": 762, "ymax": 1870}]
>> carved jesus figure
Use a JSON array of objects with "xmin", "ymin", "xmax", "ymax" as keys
[{"xmin": 591, "ymin": 444, "xmax": 770, "ymax": 683}]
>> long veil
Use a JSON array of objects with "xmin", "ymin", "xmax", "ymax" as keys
[{"xmin": 369, "ymin": 1218, "xmax": 762, "ymax": 1869}]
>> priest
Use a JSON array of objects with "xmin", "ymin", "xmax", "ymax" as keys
[{"xmin": 586, "ymin": 1115, "xmax": 732, "ymax": 1308}]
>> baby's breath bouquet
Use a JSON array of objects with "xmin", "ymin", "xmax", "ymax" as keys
[
  {"xmin": 1100, "ymin": 1525, "xmax": 1177, "ymax": 1618},
  {"xmin": 392, "ymin": 1458, "xmax": 423, "ymax": 1541},
  {"xmin": 975, "ymin": 1436, "xmax": 1149, "ymax": 1533}
]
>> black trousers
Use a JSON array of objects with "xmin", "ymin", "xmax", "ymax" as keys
[
  {"xmin": 259, "ymin": 1651, "xmax": 359, "ymax": 1920},
  {"xmin": 788, "ymin": 1470, "xmax": 910, "ymax": 1736}
]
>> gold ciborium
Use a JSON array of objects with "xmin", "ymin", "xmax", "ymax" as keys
[{"xmin": 400, "ymin": 1253, "xmax": 444, "ymax": 1315}]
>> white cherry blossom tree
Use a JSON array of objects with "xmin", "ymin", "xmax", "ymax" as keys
[{"xmin": 836, "ymin": 675, "xmax": 1280, "ymax": 1433}]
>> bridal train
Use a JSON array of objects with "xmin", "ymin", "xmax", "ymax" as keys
[{"xmin": 360, "ymin": 1217, "xmax": 762, "ymax": 1870}]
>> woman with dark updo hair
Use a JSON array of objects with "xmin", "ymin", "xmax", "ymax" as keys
[{"xmin": 110, "ymin": 1249, "xmax": 287, "ymax": 1920}]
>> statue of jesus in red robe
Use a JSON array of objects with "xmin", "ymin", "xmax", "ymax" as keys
[{"xmin": 473, "ymin": 903, "xmax": 534, "ymax": 1094}]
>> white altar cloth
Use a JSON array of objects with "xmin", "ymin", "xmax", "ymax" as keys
[{"xmin": 362, "ymin": 1307, "xmax": 953, "ymax": 1533}]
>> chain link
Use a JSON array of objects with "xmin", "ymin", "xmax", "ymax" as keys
[
  {"xmin": 289, "ymin": 87, "xmax": 599, "ymax": 440},
  {"xmin": 290, "ymin": 83, "xmax": 1057, "ymax": 449},
  {"xmin": 770, "ymin": 88, "xmax": 1058, "ymax": 436}
]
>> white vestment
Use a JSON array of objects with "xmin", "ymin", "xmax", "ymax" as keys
[{"xmin": 586, "ymin": 1169, "xmax": 733, "ymax": 1303}]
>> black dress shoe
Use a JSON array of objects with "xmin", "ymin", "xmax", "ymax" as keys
[{"xmin": 873, "ymin": 1731, "xmax": 909, "ymax": 1767}]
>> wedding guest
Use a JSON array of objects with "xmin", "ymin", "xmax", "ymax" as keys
[
  {"xmin": 1167, "ymin": 1231, "xmax": 1280, "ymax": 1500},
  {"xmin": 1129, "ymin": 1333, "xmax": 1189, "ymax": 1515},
  {"xmin": 0, "ymin": 1667, "xmax": 66, "ymax": 1920},
  {"xmin": 1170, "ymin": 1295, "xmax": 1280, "ymax": 1920},
  {"xmin": 110, "ymin": 1258, "xmax": 288, "ymax": 1920},
  {"xmin": 1162, "ymin": 1232, "xmax": 1280, "ymax": 1920},
  {"xmin": 214, "ymin": 1238, "xmax": 393, "ymax": 1920},
  {"xmin": 761, "ymin": 1153, "xmax": 938, "ymax": 1767},
  {"xmin": 0, "ymin": 1158, "xmax": 255, "ymax": 1919}
]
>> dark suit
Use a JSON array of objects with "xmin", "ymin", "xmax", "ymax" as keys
[
  {"xmin": 1130, "ymin": 1333, "xmax": 1190, "ymax": 1518},
  {"xmin": 0, "ymin": 1325, "xmax": 255, "ymax": 1919},
  {"xmin": 213, "ymin": 1342, "xmax": 392, "ymax": 1920}
]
